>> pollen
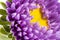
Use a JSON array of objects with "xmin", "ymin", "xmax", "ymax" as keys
[{"xmin": 30, "ymin": 8, "xmax": 48, "ymax": 28}]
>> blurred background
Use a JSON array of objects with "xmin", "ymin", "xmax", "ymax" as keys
[
  {"xmin": 0, "ymin": 0, "xmax": 6, "ymax": 9},
  {"xmin": 0, "ymin": 0, "xmax": 14, "ymax": 40}
]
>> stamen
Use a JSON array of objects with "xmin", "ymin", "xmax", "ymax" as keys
[{"xmin": 30, "ymin": 8, "xmax": 48, "ymax": 29}]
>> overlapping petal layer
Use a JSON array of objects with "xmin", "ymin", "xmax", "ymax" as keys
[{"xmin": 6, "ymin": 0, "xmax": 60, "ymax": 40}]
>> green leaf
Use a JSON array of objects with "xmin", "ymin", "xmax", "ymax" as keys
[
  {"xmin": 0, "ymin": 2, "xmax": 6, "ymax": 9},
  {"xmin": 0, "ymin": 33, "xmax": 12, "ymax": 40},
  {"xmin": 0, "ymin": 28, "xmax": 8, "ymax": 35},
  {"xmin": 3, "ymin": 25, "xmax": 10, "ymax": 33},
  {"xmin": 8, "ymin": 33, "xmax": 12, "ymax": 38},
  {"xmin": 0, "ymin": 9, "xmax": 7, "ymax": 15},
  {"xmin": 0, "ymin": 21, "xmax": 10, "ymax": 25},
  {"xmin": 1, "ymin": 15, "xmax": 7, "ymax": 21},
  {"xmin": 8, "ymin": 0, "xmax": 12, "ymax": 2},
  {"xmin": 12, "ymin": 37, "xmax": 15, "ymax": 40}
]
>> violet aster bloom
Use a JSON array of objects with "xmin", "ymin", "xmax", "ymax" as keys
[{"xmin": 6, "ymin": 0, "xmax": 60, "ymax": 40}]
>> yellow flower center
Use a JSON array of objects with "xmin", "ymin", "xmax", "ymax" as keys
[{"xmin": 30, "ymin": 8, "xmax": 48, "ymax": 28}]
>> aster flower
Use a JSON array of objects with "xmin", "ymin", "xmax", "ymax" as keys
[{"xmin": 6, "ymin": 0, "xmax": 60, "ymax": 40}]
